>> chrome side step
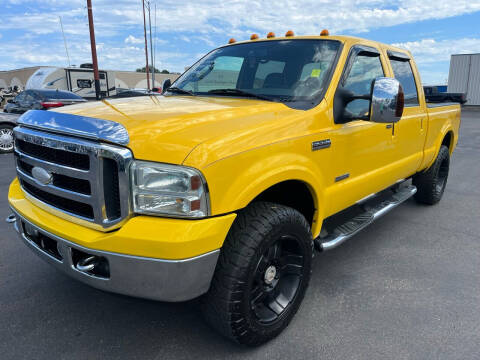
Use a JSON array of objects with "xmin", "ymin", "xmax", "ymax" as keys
[{"xmin": 315, "ymin": 185, "xmax": 417, "ymax": 251}]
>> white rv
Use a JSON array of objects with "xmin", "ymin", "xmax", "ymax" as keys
[{"xmin": 26, "ymin": 66, "xmax": 117, "ymax": 98}]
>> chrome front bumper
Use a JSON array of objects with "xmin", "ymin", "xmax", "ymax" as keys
[{"xmin": 8, "ymin": 209, "xmax": 219, "ymax": 302}]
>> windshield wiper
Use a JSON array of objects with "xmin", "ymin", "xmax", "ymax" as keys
[
  {"xmin": 165, "ymin": 87, "xmax": 195, "ymax": 96},
  {"xmin": 207, "ymin": 88, "xmax": 275, "ymax": 102}
]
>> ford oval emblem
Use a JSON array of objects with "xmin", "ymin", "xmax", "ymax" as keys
[{"xmin": 31, "ymin": 166, "xmax": 53, "ymax": 185}]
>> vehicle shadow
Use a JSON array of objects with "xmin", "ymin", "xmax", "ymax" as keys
[{"xmin": 1, "ymin": 205, "xmax": 405, "ymax": 360}]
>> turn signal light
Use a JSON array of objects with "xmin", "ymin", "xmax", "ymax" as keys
[
  {"xmin": 285, "ymin": 30, "xmax": 295, "ymax": 37},
  {"xmin": 320, "ymin": 29, "xmax": 329, "ymax": 36},
  {"xmin": 228, "ymin": 38, "xmax": 236, "ymax": 44},
  {"xmin": 267, "ymin": 32, "xmax": 275, "ymax": 38},
  {"xmin": 250, "ymin": 33, "xmax": 259, "ymax": 40}
]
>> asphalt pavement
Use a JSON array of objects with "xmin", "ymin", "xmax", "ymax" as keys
[{"xmin": 0, "ymin": 110, "xmax": 479, "ymax": 360}]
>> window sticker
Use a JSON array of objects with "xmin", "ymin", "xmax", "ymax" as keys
[{"xmin": 310, "ymin": 69, "xmax": 322, "ymax": 77}]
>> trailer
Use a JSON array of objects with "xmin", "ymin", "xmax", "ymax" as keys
[{"xmin": 26, "ymin": 66, "xmax": 116, "ymax": 98}]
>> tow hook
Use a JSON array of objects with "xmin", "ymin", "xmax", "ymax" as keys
[
  {"xmin": 75, "ymin": 256, "xmax": 97, "ymax": 272},
  {"xmin": 72, "ymin": 249, "xmax": 110, "ymax": 278},
  {"xmin": 5, "ymin": 214, "xmax": 16, "ymax": 223}
]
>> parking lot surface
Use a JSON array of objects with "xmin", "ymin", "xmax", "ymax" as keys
[{"xmin": 1, "ymin": 110, "xmax": 479, "ymax": 360}]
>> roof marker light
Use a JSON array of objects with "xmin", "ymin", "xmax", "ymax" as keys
[
  {"xmin": 320, "ymin": 29, "xmax": 329, "ymax": 36},
  {"xmin": 285, "ymin": 30, "xmax": 295, "ymax": 37},
  {"xmin": 267, "ymin": 32, "xmax": 275, "ymax": 38},
  {"xmin": 228, "ymin": 38, "xmax": 236, "ymax": 44},
  {"xmin": 250, "ymin": 33, "xmax": 259, "ymax": 40}
]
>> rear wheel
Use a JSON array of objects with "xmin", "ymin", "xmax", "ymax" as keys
[
  {"xmin": 413, "ymin": 145, "xmax": 450, "ymax": 205},
  {"xmin": 0, "ymin": 124, "xmax": 14, "ymax": 154},
  {"xmin": 202, "ymin": 202, "xmax": 313, "ymax": 346}
]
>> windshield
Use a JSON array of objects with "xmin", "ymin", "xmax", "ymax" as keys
[{"xmin": 170, "ymin": 39, "xmax": 341, "ymax": 109}]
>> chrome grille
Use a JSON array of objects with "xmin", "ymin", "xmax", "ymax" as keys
[{"xmin": 13, "ymin": 126, "xmax": 133, "ymax": 231}]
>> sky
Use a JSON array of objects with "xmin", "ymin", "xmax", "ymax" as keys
[{"xmin": 1, "ymin": 0, "xmax": 480, "ymax": 85}]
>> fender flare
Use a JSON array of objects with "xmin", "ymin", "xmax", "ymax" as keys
[
  {"xmin": 426, "ymin": 125, "xmax": 454, "ymax": 169},
  {"xmin": 205, "ymin": 151, "xmax": 327, "ymax": 237}
]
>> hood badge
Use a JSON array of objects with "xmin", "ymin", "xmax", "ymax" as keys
[{"xmin": 32, "ymin": 166, "xmax": 53, "ymax": 185}]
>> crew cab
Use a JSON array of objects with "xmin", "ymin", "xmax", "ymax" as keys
[{"xmin": 7, "ymin": 31, "xmax": 460, "ymax": 346}]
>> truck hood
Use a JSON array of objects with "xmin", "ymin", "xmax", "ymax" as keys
[{"xmin": 52, "ymin": 95, "xmax": 292, "ymax": 165}]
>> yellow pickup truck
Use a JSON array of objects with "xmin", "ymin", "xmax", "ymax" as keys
[{"xmin": 7, "ymin": 31, "xmax": 460, "ymax": 345}]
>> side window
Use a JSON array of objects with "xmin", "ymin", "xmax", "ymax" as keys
[
  {"xmin": 390, "ymin": 59, "xmax": 419, "ymax": 106},
  {"xmin": 15, "ymin": 92, "xmax": 26, "ymax": 102},
  {"xmin": 31, "ymin": 91, "xmax": 42, "ymax": 100},
  {"xmin": 24, "ymin": 91, "xmax": 36, "ymax": 102},
  {"xmin": 15, "ymin": 92, "xmax": 25, "ymax": 101},
  {"xmin": 184, "ymin": 56, "xmax": 244, "ymax": 92},
  {"xmin": 343, "ymin": 53, "xmax": 384, "ymax": 118},
  {"xmin": 253, "ymin": 60, "xmax": 285, "ymax": 88},
  {"xmin": 77, "ymin": 79, "xmax": 92, "ymax": 88}
]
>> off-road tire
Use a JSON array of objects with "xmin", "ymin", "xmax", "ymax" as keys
[
  {"xmin": 413, "ymin": 145, "xmax": 450, "ymax": 205},
  {"xmin": 202, "ymin": 202, "xmax": 313, "ymax": 346}
]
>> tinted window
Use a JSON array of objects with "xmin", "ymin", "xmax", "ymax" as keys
[
  {"xmin": 254, "ymin": 60, "xmax": 285, "ymax": 88},
  {"xmin": 299, "ymin": 62, "xmax": 325, "ymax": 81},
  {"xmin": 184, "ymin": 56, "xmax": 244, "ymax": 92},
  {"xmin": 172, "ymin": 40, "xmax": 341, "ymax": 105},
  {"xmin": 77, "ymin": 79, "xmax": 92, "ymax": 88},
  {"xmin": 390, "ymin": 59, "xmax": 419, "ymax": 106},
  {"xmin": 15, "ymin": 92, "xmax": 26, "ymax": 102},
  {"xmin": 343, "ymin": 53, "xmax": 384, "ymax": 118},
  {"xmin": 24, "ymin": 91, "xmax": 36, "ymax": 102},
  {"xmin": 37, "ymin": 90, "xmax": 83, "ymax": 100}
]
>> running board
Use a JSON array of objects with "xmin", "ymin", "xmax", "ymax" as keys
[{"xmin": 315, "ymin": 185, "xmax": 417, "ymax": 251}]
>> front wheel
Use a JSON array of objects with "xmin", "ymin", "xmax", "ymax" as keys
[
  {"xmin": 202, "ymin": 202, "xmax": 313, "ymax": 346},
  {"xmin": 413, "ymin": 145, "xmax": 450, "ymax": 205},
  {"xmin": 0, "ymin": 124, "xmax": 14, "ymax": 154}
]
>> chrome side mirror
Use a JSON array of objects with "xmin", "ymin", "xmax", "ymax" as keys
[{"xmin": 370, "ymin": 77, "xmax": 404, "ymax": 123}]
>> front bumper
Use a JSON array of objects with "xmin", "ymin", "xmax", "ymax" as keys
[
  {"xmin": 10, "ymin": 208, "xmax": 221, "ymax": 302},
  {"xmin": 8, "ymin": 178, "xmax": 237, "ymax": 302}
]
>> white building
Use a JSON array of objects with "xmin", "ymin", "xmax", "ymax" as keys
[{"xmin": 448, "ymin": 54, "xmax": 480, "ymax": 106}]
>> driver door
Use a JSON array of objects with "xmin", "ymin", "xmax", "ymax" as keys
[{"xmin": 325, "ymin": 45, "xmax": 399, "ymax": 216}]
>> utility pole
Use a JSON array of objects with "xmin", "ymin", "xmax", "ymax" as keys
[
  {"xmin": 142, "ymin": 0, "xmax": 150, "ymax": 90},
  {"xmin": 86, "ymin": 0, "xmax": 101, "ymax": 100},
  {"xmin": 148, "ymin": 1, "xmax": 155, "ymax": 87}
]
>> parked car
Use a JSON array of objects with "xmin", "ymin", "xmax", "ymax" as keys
[
  {"xmin": 424, "ymin": 86, "xmax": 466, "ymax": 104},
  {"xmin": 4, "ymin": 89, "xmax": 86, "ymax": 114},
  {"xmin": 0, "ymin": 113, "xmax": 19, "ymax": 153},
  {"xmin": 8, "ymin": 31, "xmax": 461, "ymax": 346}
]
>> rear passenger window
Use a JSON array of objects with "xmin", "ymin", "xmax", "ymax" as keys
[{"xmin": 390, "ymin": 59, "xmax": 419, "ymax": 106}]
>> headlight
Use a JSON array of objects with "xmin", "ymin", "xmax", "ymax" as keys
[{"xmin": 131, "ymin": 161, "xmax": 210, "ymax": 218}]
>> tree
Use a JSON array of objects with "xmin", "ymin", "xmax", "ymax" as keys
[
  {"xmin": 161, "ymin": 69, "xmax": 170, "ymax": 74},
  {"xmin": 136, "ymin": 66, "xmax": 162, "ymax": 73}
]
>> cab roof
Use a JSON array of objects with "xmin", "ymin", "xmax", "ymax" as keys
[{"xmin": 223, "ymin": 34, "xmax": 412, "ymax": 58}]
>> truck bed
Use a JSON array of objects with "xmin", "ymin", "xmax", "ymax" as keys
[{"xmin": 422, "ymin": 102, "xmax": 461, "ymax": 170}]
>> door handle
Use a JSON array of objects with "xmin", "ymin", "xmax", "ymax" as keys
[{"xmin": 386, "ymin": 124, "xmax": 393, "ymax": 129}]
